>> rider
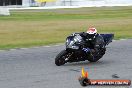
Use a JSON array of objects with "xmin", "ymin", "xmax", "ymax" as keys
[{"xmin": 79, "ymin": 27, "xmax": 105, "ymax": 56}]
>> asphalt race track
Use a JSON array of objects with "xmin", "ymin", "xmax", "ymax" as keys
[{"xmin": 0, "ymin": 39, "xmax": 132, "ymax": 88}]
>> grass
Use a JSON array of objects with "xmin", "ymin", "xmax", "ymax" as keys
[{"xmin": 0, "ymin": 6, "xmax": 132, "ymax": 50}]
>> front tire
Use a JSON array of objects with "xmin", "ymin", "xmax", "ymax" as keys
[{"xmin": 55, "ymin": 50, "xmax": 68, "ymax": 66}]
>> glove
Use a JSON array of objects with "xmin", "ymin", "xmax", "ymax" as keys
[{"xmin": 82, "ymin": 48, "xmax": 91, "ymax": 53}]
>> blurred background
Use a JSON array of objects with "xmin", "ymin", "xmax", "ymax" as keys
[{"xmin": 0, "ymin": 0, "xmax": 132, "ymax": 7}]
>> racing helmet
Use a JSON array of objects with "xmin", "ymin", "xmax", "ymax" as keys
[{"xmin": 86, "ymin": 27, "xmax": 97, "ymax": 39}]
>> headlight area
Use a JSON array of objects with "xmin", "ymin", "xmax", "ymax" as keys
[
  {"xmin": 66, "ymin": 40, "xmax": 79, "ymax": 49},
  {"xmin": 66, "ymin": 35, "xmax": 82, "ymax": 50}
]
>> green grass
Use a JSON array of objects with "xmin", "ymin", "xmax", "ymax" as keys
[
  {"xmin": 0, "ymin": 6, "xmax": 132, "ymax": 50},
  {"xmin": 1, "ymin": 6, "xmax": 132, "ymax": 21}
]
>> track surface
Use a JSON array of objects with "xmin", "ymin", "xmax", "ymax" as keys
[{"xmin": 0, "ymin": 39, "xmax": 132, "ymax": 88}]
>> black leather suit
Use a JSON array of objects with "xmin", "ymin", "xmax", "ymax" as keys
[{"xmin": 78, "ymin": 32, "xmax": 104, "ymax": 51}]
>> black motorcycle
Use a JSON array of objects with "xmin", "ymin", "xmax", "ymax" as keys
[{"xmin": 55, "ymin": 33, "xmax": 114, "ymax": 66}]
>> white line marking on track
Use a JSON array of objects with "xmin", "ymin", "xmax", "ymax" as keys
[
  {"xmin": 20, "ymin": 48, "xmax": 28, "ymax": 50},
  {"xmin": 10, "ymin": 49, "xmax": 17, "ymax": 51},
  {"xmin": 44, "ymin": 46, "xmax": 51, "ymax": 47},
  {"xmin": 0, "ymin": 50, "xmax": 5, "ymax": 52},
  {"xmin": 120, "ymin": 39, "xmax": 127, "ymax": 40}
]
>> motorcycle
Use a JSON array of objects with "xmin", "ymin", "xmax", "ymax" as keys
[{"xmin": 55, "ymin": 33, "xmax": 114, "ymax": 66}]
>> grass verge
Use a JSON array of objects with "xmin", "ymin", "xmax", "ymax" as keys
[{"xmin": 0, "ymin": 6, "xmax": 132, "ymax": 49}]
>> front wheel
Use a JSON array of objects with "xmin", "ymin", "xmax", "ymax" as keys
[{"xmin": 55, "ymin": 50, "xmax": 68, "ymax": 66}]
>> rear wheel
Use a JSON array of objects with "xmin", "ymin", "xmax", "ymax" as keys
[
  {"xmin": 88, "ymin": 54, "xmax": 102, "ymax": 62},
  {"xmin": 55, "ymin": 50, "xmax": 68, "ymax": 66},
  {"xmin": 88, "ymin": 48, "xmax": 106, "ymax": 62}
]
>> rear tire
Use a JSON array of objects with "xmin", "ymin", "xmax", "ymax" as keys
[
  {"xmin": 55, "ymin": 50, "xmax": 67, "ymax": 66},
  {"xmin": 88, "ymin": 48, "xmax": 106, "ymax": 62},
  {"xmin": 88, "ymin": 54, "xmax": 102, "ymax": 62}
]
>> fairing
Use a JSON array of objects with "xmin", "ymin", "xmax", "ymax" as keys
[{"xmin": 100, "ymin": 34, "xmax": 114, "ymax": 45}]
